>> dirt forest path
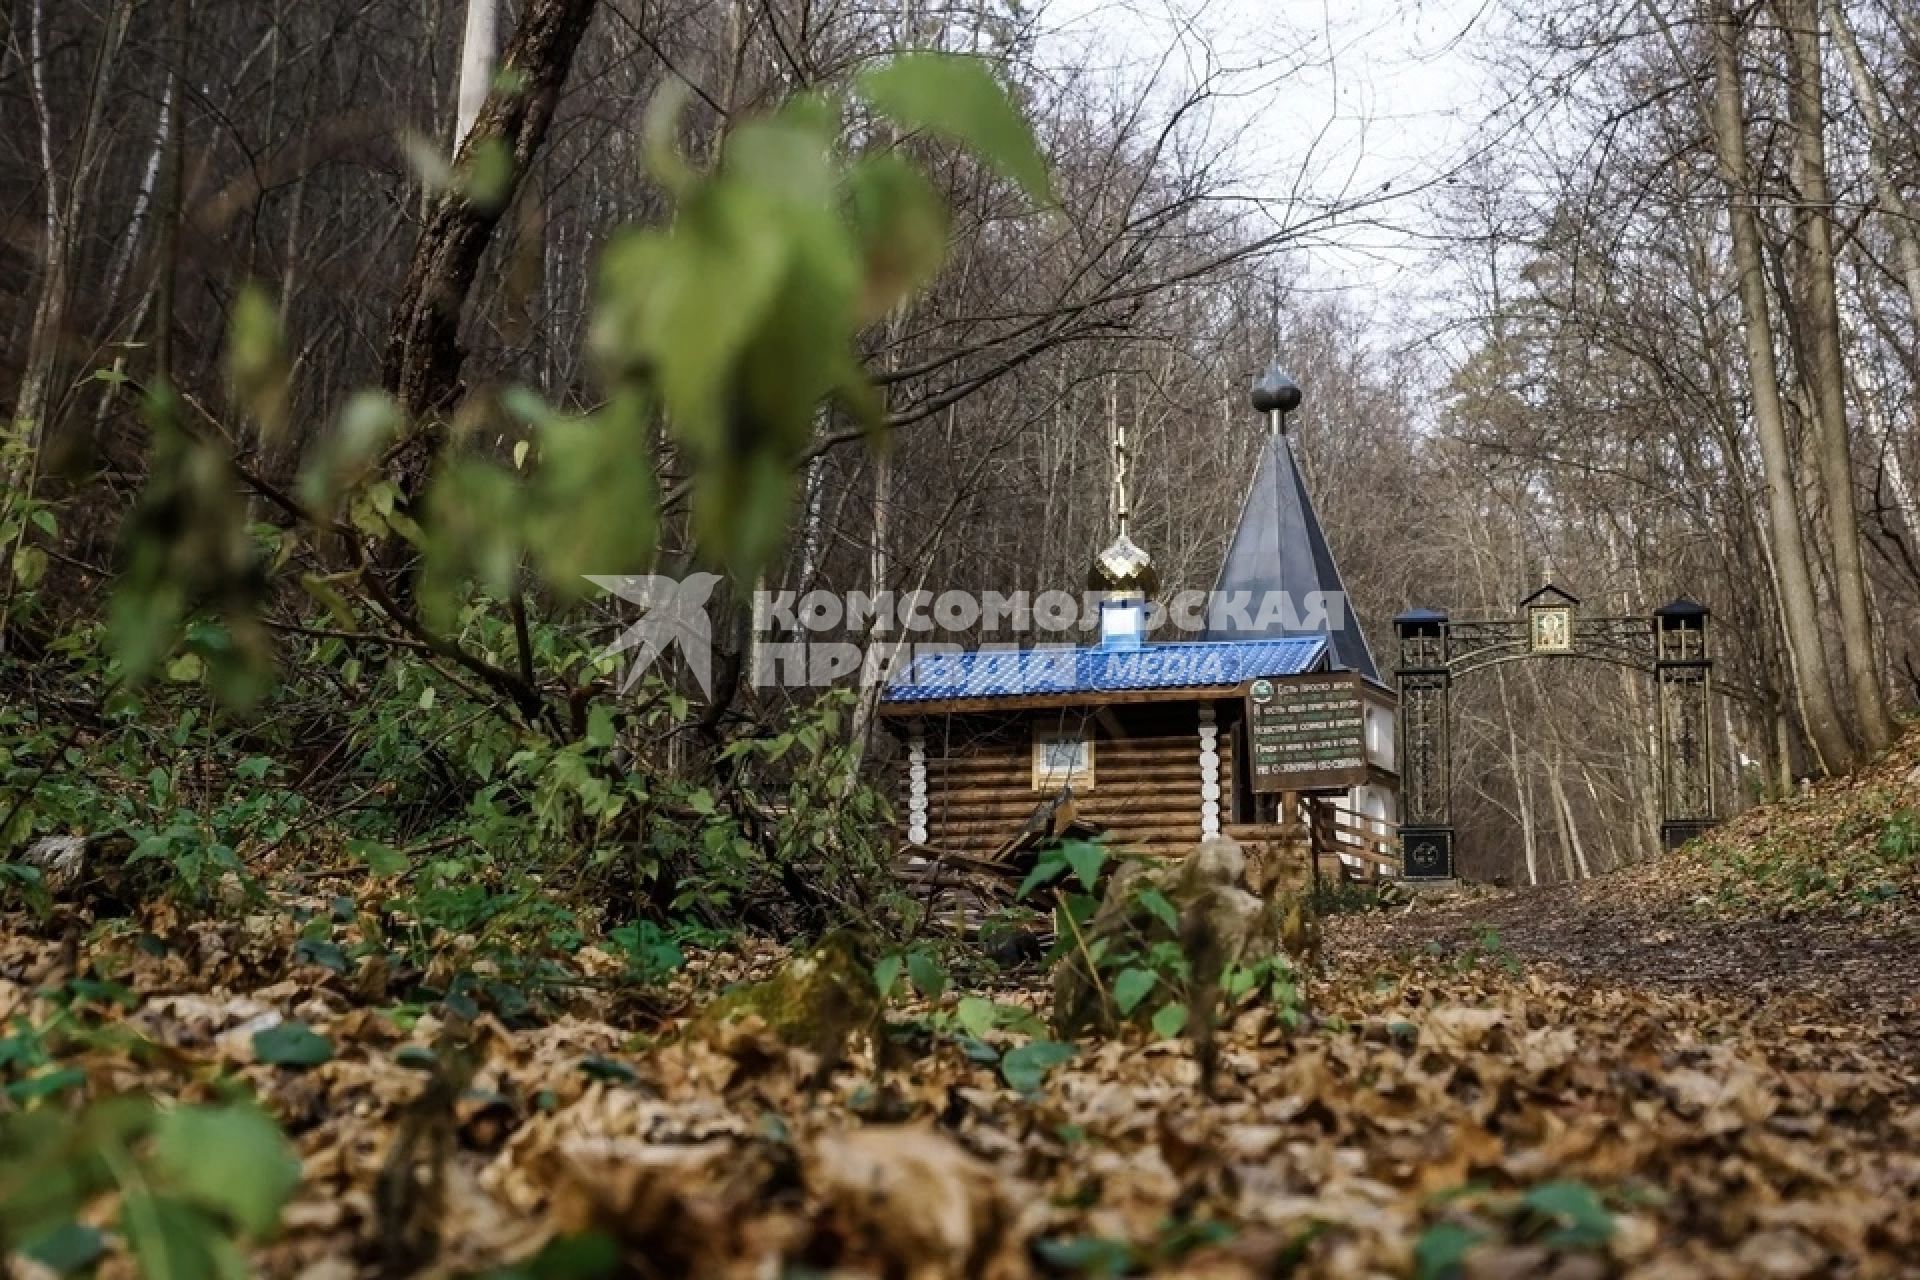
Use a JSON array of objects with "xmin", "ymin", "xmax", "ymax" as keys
[
  {"xmin": 1330, "ymin": 734, "xmax": 1920, "ymax": 1078},
  {"xmin": 1331, "ymin": 877, "xmax": 1920, "ymax": 1064}
]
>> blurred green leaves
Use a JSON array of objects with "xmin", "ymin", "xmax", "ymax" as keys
[
  {"xmin": 584, "ymin": 52, "xmax": 1045, "ymax": 573},
  {"xmin": 523, "ymin": 390, "xmax": 659, "ymax": 598},
  {"xmin": 463, "ymin": 137, "xmax": 516, "ymax": 211},
  {"xmin": 1, "ymin": 1099, "xmax": 299, "ymax": 1280},
  {"xmin": 591, "ymin": 99, "xmax": 860, "ymax": 571},
  {"xmin": 858, "ymin": 53, "xmax": 1052, "ymax": 203},
  {"xmin": 108, "ymin": 386, "xmax": 272, "ymax": 707},
  {"xmin": 152, "ymin": 1103, "xmax": 302, "ymax": 1236},
  {"xmin": 227, "ymin": 285, "xmax": 289, "ymax": 440},
  {"xmin": 299, "ymin": 391, "xmax": 402, "ymax": 518},
  {"xmin": 251, "ymin": 1020, "xmax": 333, "ymax": 1068},
  {"xmin": 1000, "ymin": 1038, "xmax": 1075, "ymax": 1092},
  {"xmin": 846, "ymin": 152, "xmax": 949, "ymax": 321}
]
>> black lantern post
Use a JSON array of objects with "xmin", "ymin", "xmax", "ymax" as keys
[
  {"xmin": 1394, "ymin": 607, "xmax": 1453, "ymax": 879},
  {"xmin": 1652, "ymin": 598, "xmax": 1715, "ymax": 848}
]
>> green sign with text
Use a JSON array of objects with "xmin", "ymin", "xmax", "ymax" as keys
[{"xmin": 1245, "ymin": 672, "xmax": 1370, "ymax": 793}]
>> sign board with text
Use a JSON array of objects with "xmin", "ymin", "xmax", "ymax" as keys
[{"xmin": 1245, "ymin": 672, "xmax": 1372, "ymax": 793}]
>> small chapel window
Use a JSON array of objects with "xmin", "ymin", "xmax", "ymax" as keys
[{"xmin": 1033, "ymin": 728, "xmax": 1094, "ymax": 790}]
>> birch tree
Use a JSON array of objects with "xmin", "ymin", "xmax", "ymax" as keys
[
  {"xmin": 11, "ymin": 0, "xmax": 133, "ymax": 450},
  {"xmin": 454, "ymin": 0, "xmax": 499, "ymax": 153}
]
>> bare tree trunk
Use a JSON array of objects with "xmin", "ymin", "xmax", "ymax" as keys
[
  {"xmin": 1706, "ymin": 0, "xmax": 1854, "ymax": 774},
  {"xmin": 1622, "ymin": 667, "xmax": 1663, "ymax": 859},
  {"xmin": 1781, "ymin": 0, "xmax": 1891, "ymax": 751},
  {"xmin": 1582, "ymin": 769, "xmax": 1617, "ymax": 867},
  {"xmin": 1547, "ymin": 758, "xmax": 1592, "ymax": 880},
  {"xmin": 1826, "ymin": 0, "xmax": 1920, "ymax": 338},
  {"xmin": 1608, "ymin": 523, "xmax": 1666, "ymax": 861},
  {"xmin": 1492, "ymin": 664, "xmax": 1539, "ymax": 885},
  {"xmin": 798, "ymin": 452, "xmax": 827, "ymax": 588},
  {"xmin": 100, "ymin": 79, "xmax": 173, "ymax": 323},
  {"xmin": 1516, "ymin": 762, "xmax": 1540, "ymax": 886},
  {"xmin": 1848, "ymin": 358, "xmax": 1920, "ymax": 553},
  {"xmin": 13, "ymin": 0, "xmax": 131, "ymax": 445},
  {"xmin": 845, "ymin": 450, "xmax": 894, "ymax": 783},
  {"xmin": 382, "ymin": 0, "xmax": 599, "ymax": 425},
  {"xmin": 153, "ymin": 0, "xmax": 191, "ymax": 385},
  {"xmin": 83, "ymin": 76, "xmax": 174, "ymax": 449},
  {"xmin": 14, "ymin": 0, "xmax": 68, "ymax": 445},
  {"xmin": 1772, "ymin": 702, "xmax": 1795, "ymax": 792},
  {"xmin": 3, "ymin": 0, "xmax": 133, "ymax": 650},
  {"xmin": 455, "ymin": 0, "xmax": 500, "ymax": 152},
  {"xmin": 1827, "ymin": 0, "xmax": 1920, "ymax": 547}
]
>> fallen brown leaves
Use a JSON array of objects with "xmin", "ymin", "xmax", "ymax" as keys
[
  {"xmin": 2, "ymin": 735, "xmax": 1917, "ymax": 1277},
  {"xmin": 3, "ymin": 903, "xmax": 1916, "ymax": 1279}
]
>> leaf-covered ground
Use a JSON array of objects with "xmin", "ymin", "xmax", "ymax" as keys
[{"xmin": 4, "ymin": 738, "xmax": 1918, "ymax": 1278}]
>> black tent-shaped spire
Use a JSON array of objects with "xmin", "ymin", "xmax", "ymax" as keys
[{"xmin": 1204, "ymin": 431, "xmax": 1379, "ymax": 680}]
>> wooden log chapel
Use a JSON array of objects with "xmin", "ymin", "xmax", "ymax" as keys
[{"xmin": 881, "ymin": 368, "xmax": 1401, "ymax": 892}]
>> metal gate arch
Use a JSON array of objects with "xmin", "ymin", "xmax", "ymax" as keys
[{"xmin": 1393, "ymin": 584, "xmax": 1716, "ymax": 880}]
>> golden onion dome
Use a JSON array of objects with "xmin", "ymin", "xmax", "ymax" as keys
[{"xmin": 1087, "ymin": 531, "xmax": 1161, "ymax": 598}]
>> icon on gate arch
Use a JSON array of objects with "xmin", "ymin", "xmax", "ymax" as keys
[{"xmin": 1521, "ymin": 583, "xmax": 1578, "ymax": 654}]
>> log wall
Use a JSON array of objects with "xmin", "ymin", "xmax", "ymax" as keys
[
  {"xmin": 906, "ymin": 701, "xmax": 1226, "ymax": 859},
  {"xmin": 893, "ymin": 696, "xmax": 1400, "ymax": 880}
]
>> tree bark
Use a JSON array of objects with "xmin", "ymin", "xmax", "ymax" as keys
[
  {"xmin": 4, "ymin": 0, "xmax": 133, "ymax": 651},
  {"xmin": 100, "ymin": 80, "xmax": 173, "ymax": 326},
  {"xmin": 1705, "ymin": 0, "xmax": 1854, "ymax": 774},
  {"xmin": 1493, "ymin": 663, "xmax": 1539, "ymax": 886},
  {"xmin": 844, "ymin": 450, "xmax": 894, "ymax": 785},
  {"xmin": 1826, "ymin": 0, "xmax": 1920, "ymax": 349},
  {"xmin": 1547, "ymin": 757, "xmax": 1592, "ymax": 880},
  {"xmin": 14, "ymin": 0, "xmax": 69, "ymax": 446},
  {"xmin": 1780, "ymin": 0, "xmax": 1891, "ymax": 751},
  {"xmin": 381, "ymin": 0, "xmax": 599, "ymax": 425}
]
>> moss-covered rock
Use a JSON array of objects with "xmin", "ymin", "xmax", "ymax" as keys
[{"xmin": 689, "ymin": 932, "xmax": 879, "ymax": 1072}]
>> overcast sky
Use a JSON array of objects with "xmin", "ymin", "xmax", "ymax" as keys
[{"xmin": 1036, "ymin": 0, "xmax": 1508, "ymax": 339}]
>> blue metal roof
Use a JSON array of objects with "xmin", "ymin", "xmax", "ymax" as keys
[{"xmin": 882, "ymin": 636, "xmax": 1328, "ymax": 704}]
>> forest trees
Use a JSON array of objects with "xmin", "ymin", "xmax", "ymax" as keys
[
  {"xmin": 1706, "ymin": 0, "xmax": 1858, "ymax": 773},
  {"xmin": 1429, "ymin": 0, "xmax": 1919, "ymax": 872}
]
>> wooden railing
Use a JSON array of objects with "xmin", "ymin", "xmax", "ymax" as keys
[
  {"xmin": 1222, "ymin": 794, "xmax": 1400, "ymax": 884},
  {"xmin": 1325, "ymin": 803, "xmax": 1399, "ymax": 879}
]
